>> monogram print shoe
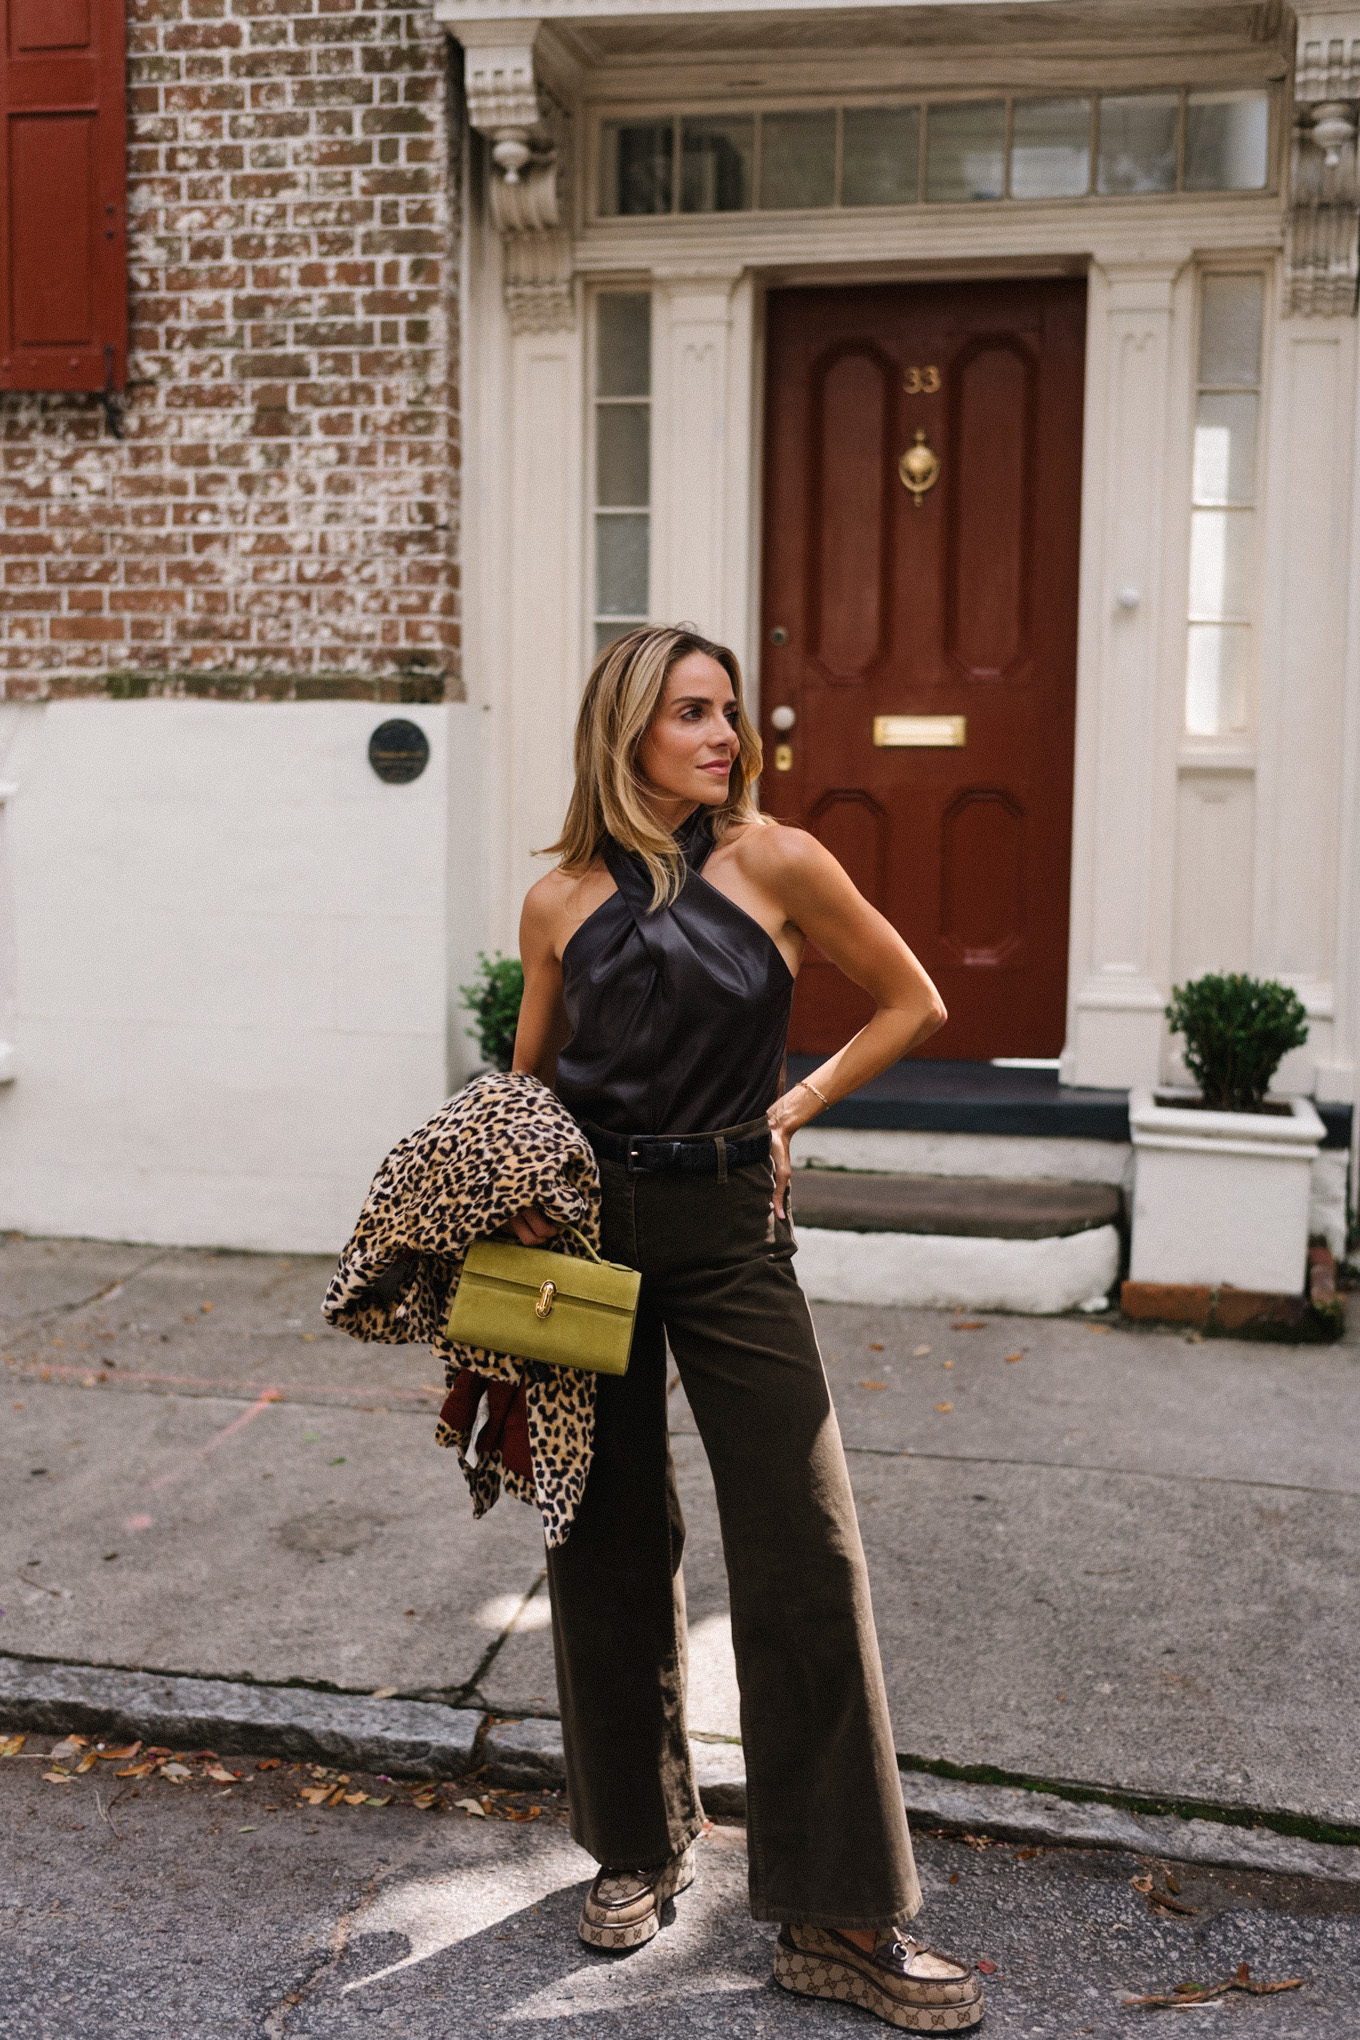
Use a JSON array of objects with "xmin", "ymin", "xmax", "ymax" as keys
[
  {"xmin": 774, "ymin": 1922, "xmax": 985, "ymax": 2031},
  {"xmin": 577, "ymin": 1844, "xmax": 697, "ymax": 1951}
]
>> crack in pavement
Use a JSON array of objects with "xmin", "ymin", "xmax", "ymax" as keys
[
  {"xmin": 263, "ymin": 1868, "xmax": 383, "ymax": 2038},
  {"xmin": 0, "ymin": 1248, "xmax": 174, "ymax": 1339}
]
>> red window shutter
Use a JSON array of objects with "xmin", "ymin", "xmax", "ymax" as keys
[{"xmin": 0, "ymin": 0, "xmax": 127, "ymax": 392}]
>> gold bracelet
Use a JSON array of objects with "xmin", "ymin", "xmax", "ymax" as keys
[{"xmin": 799, "ymin": 1079, "xmax": 831, "ymax": 1110}]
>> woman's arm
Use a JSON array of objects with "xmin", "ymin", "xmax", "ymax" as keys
[
  {"xmin": 504, "ymin": 878, "xmax": 572, "ymax": 1244},
  {"xmin": 749, "ymin": 827, "xmax": 947, "ymax": 1217}
]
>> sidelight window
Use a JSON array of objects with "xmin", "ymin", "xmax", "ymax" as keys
[
  {"xmin": 593, "ymin": 293, "xmax": 652, "ymax": 657},
  {"xmin": 597, "ymin": 88, "xmax": 1272, "ymax": 216},
  {"xmin": 1184, "ymin": 273, "xmax": 1265, "ymax": 738}
]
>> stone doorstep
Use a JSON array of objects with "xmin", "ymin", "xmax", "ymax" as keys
[
  {"xmin": 792, "ymin": 1171, "xmax": 1122, "ymax": 1241},
  {"xmin": 3, "ymin": 1656, "xmax": 1358, "ymax": 1886}
]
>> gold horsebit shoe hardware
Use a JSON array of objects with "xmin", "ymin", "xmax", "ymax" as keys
[
  {"xmin": 898, "ymin": 429, "xmax": 941, "ymax": 506},
  {"xmin": 536, "ymin": 1280, "xmax": 557, "ymax": 1320}
]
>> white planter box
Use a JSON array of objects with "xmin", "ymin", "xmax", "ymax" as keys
[{"xmin": 1128, "ymin": 1088, "xmax": 1325, "ymax": 1294}]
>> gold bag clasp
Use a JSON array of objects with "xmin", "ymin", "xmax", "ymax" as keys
[{"xmin": 535, "ymin": 1280, "xmax": 557, "ymax": 1320}]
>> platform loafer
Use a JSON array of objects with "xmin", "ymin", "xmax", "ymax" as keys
[
  {"xmin": 578, "ymin": 1844, "xmax": 697, "ymax": 1951},
  {"xmin": 775, "ymin": 1922, "xmax": 985, "ymax": 2031}
]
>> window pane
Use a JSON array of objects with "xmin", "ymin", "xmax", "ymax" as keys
[
  {"xmin": 599, "ymin": 121, "xmax": 673, "ymax": 216},
  {"xmin": 596, "ymin": 513, "xmax": 649, "ymax": 617},
  {"xmin": 597, "ymin": 404, "xmax": 649, "ymax": 508},
  {"xmin": 926, "ymin": 100, "xmax": 1005, "ymax": 202},
  {"xmin": 595, "ymin": 621, "xmax": 641, "ymax": 657},
  {"xmin": 1186, "ymin": 622, "xmax": 1250, "ymax": 735},
  {"xmin": 1193, "ymin": 392, "xmax": 1258, "ymax": 505},
  {"xmin": 681, "ymin": 115, "xmax": 754, "ymax": 213},
  {"xmin": 1097, "ymin": 94, "xmax": 1178, "ymax": 195},
  {"xmin": 842, "ymin": 105, "xmax": 919, "ymax": 206},
  {"xmin": 597, "ymin": 294, "xmax": 650, "ymax": 399},
  {"xmin": 1198, "ymin": 273, "xmax": 1263, "ymax": 387},
  {"xmin": 1185, "ymin": 91, "xmax": 1269, "ymax": 191},
  {"xmin": 1010, "ymin": 97, "xmax": 1091, "ymax": 198},
  {"xmin": 759, "ymin": 109, "xmax": 835, "ymax": 209},
  {"xmin": 1189, "ymin": 507, "xmax": 1254, "ymax": 620}
]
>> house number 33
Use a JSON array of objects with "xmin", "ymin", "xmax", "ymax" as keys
[{"xmin": 903, "ymin": 365, "xmax": 941, "ymax": 394}]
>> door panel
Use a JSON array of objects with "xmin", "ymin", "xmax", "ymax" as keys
[{"xmin": 761, "ymin": 279, "xmax": 1086, "ymax": 1061}]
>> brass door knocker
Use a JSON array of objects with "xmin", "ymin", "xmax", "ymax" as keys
[{"xmin": 898, "ymin": 429, "xmax": 941, "ymax": 507}]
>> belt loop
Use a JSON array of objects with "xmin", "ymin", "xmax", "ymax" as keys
[{"xmin": 715, "ymin": 1134, "xmax": 727, "ymax": 1183}]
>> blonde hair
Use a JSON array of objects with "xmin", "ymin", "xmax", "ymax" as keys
[{"xmin": 548, "ymin": 624, "xmax": 765, "ymax": 909}]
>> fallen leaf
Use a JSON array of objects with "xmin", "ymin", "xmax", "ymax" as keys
[
  {"xmin": 299, "ymin": 1786, "xmax": 331, "ymax": 1806},
  {"xmin": 952, "ymin": 1320, "xmax": 986, "ymax": 1330},
  {"xmin": 1004, "ymin": 1352, "xmax": 1023, "ymax": 1364},
  {"xmin": 116, "ymin": 1761, "xmax": 155, "ymax": 1779},
  {"xmin": 257, "ymin": 1758, "xmax": 282, "ymax": 1771},
  {"xmin": 976, "ymin": 1960, "xmax": 998, "ymax": 1975},
  {"xmin": 935, "ymin": 1402, "xmax": 954, "ymax": 1413},
  {"xmin": 455, "ymin": 1797, "xmax": 488, "ymax": 1817},
  {"xmin": 327, "ymin": 1785, "xmax": 348, "ymax": 1806},
  {"xmin": 1016, "ymin": 1848, "xmax": 1039, "ymax": 1861},
  {"xmin": 50, "ymin": 1736, "xmax": 88, "ymax": 1764},
  {"xmin": 868, "ymin": 1342, "xmax": 885, "ymax": 1352},
  {"xmin": 365, "ymin": 1796, "xmax": 392, "ymax": 1807},
  {"xmin": 913, "ymin": 1345, "xmax": 931, "ymax": 1357},
  {"xmin": 160, "ymin": 1762, "xmax": 194, "ymax": 1783},
  {"xmin": 238, "ymin": 1825, "xmax": 259, "ymax": 1833},
  {"xmin": 941, "ymin": 1360, "xmax": 954, "ymax": 1369},
  {"xmin": 74, "ymin": 1750, "xmax": 98, "ymax": 1774},
  {"xmin": 98, "ymin": 1743, "xmax": 141, "ymax": 1762},
  {"xmin": 371, "ymin": 1686, "xmax": 399, "ymax": 1700},
  {"xmin": 0, "ymin": 1734, "xmax": 26, "ymax": 1758},
  {"xmin": 947, "ymin": 1872, "xmax": 960, "ymax": 1885},
  {"xmin": 205, "ymin": 1767, "xmax": 239, "ymax": 1784},
  {"xmin": 860, "ymin": 1380, "xmax": 888, "ymax": 1391},
  {"xmin": 42, "ymin": 1770, "xmax": 73, "ymax": 1784},
  {"xmin": 1164, "ymin": 1869, "xmax": 1181, "ymax": 1895},
  {"xmin": 200, "ymin": 1301, "xmax": 213, "ymax": 1313},
  {"xmin": 502, "ymin": 1805, "xmax": 542, "ymax": 1822},
  {"xmin": 342, "ymin": 1791, "xmax": 368, "ymax": 1805},
  {"xmin": 1122, "ymin": 1964, "xmax": 1303, "ymax": 2011}
]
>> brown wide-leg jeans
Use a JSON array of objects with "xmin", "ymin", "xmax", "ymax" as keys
[{"xmin": 545, "ymin": 1123, "xmax": 921, "ymax": 1930}]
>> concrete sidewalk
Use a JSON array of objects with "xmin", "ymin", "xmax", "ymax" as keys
[{"xmin": 2, "ymin": 1232, "xmax": 1358, "ymax": 1833}]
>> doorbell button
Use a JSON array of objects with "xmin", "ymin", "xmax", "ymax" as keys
[
  {"xmin": 1116, "ymin": 587, "xmax": 1141, "ymax": 610},
  {"xmin": 771, "ymin": 705, "xmax": 796, "ymax": 731}
]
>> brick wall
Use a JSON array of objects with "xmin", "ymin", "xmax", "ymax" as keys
[{"xmin": 0, "ymin": 0, "xmax": 460, "ymax": 702}]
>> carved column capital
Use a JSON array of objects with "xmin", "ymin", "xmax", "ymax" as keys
[
  {"xmin": 1288, "ymin": 14, "xmax": 1360, "ymax": 315},
  {"xmin": 438, "ymin": 12, "xmax": 575, "ymax": 333}
]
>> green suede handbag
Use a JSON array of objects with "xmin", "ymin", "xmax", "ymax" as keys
[{"xmin": 444, "ymin": 1225, "xmax": 640, "ymax": 1376}]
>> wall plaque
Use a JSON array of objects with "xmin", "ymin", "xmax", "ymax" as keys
[{"xmin": 368, "ymin": 719, "xmax": 430, "ymax": 783}]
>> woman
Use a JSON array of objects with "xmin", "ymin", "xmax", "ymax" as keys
[{"xmin": 510, "ymin": 624, "xmax": 983, "ymax": 2032}]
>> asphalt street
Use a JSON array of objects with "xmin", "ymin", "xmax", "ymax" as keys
[{"xmin": 2, "ymin": 1735, "xmax": 1355, "ymax": 2040}]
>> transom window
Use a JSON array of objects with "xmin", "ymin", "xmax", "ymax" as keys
[{"xmin": 598, "ymin": 89, "xmax": 1271, "ymax": 216}]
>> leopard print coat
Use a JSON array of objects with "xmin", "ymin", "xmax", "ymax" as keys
[{"xmin": 321, "ymin": 1072, "xmax": 601, "ymax": 1546}]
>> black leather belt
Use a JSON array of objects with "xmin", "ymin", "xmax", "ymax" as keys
[{"xmin": 585, "ymin": 1125, "xmax": 771, "ymax": 1175}]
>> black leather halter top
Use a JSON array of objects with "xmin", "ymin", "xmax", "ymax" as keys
[{"xmin": 555, "ymin": 811, "xmax": 795, "ymax": 1137}]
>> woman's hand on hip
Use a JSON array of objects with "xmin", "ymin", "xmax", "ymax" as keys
[
  {"xmin": 508, "ymin": 1206, "xmax": 561, "ymax": 1246},
  {"xmin": 766, "ymin": 1112, "xmax": 794, "ymax": 1221}
]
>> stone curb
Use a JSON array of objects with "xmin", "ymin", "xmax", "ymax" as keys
[
  {"xmin": 897, "ymin": 1771, "xmax": 1360, "ymax": 1886},
  {"xmin": 0, "ymin": 1656, "xmax": 481, "ymax": 1780},
  {"xmin": 3, "ymin": 1655, "xmax": 1357, "ymax": 1884}
]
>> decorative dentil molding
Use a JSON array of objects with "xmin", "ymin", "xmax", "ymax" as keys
[
  {"xmin": 1288, "ymin": 13, "xmax": 1360, "ymax": 315},
  {"xmin": 439, "ymin": 12, "xmax": 575, "ymax": 334}
]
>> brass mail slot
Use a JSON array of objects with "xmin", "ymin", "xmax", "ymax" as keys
[{"xmin": 873, "ymin": 714, "xmax": 967, "ymax": 749}]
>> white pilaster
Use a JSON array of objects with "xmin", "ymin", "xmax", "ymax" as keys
[
  {"xmin": 649, "ymin": 264, "xmax": 752, "ymax": 649},
  {"xmin": 1064, "ymin": 258, "xmax": 1190, "ymax": 1090},
  {"xmin": 1254, "ymin": 307, "xmax": 1356, "ymax": 1095}
]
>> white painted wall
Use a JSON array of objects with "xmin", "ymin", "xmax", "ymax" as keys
[{"xmin": 0, "ymin": 700, "xmax": 485, "ymax": 1255}]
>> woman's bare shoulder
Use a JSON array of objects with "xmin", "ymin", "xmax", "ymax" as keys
[{"xmin": 724, "ymin": 816, "xmax": 834, "ymax": 888}]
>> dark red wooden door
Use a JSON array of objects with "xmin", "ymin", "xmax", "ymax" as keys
[
  {"xmin": 761, "ymin": 279, "xmax": 1086, "ymax": 1061},
  {"xmin": 1, "ymin": 0, "xmax": 127, "ymax": 391}
]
